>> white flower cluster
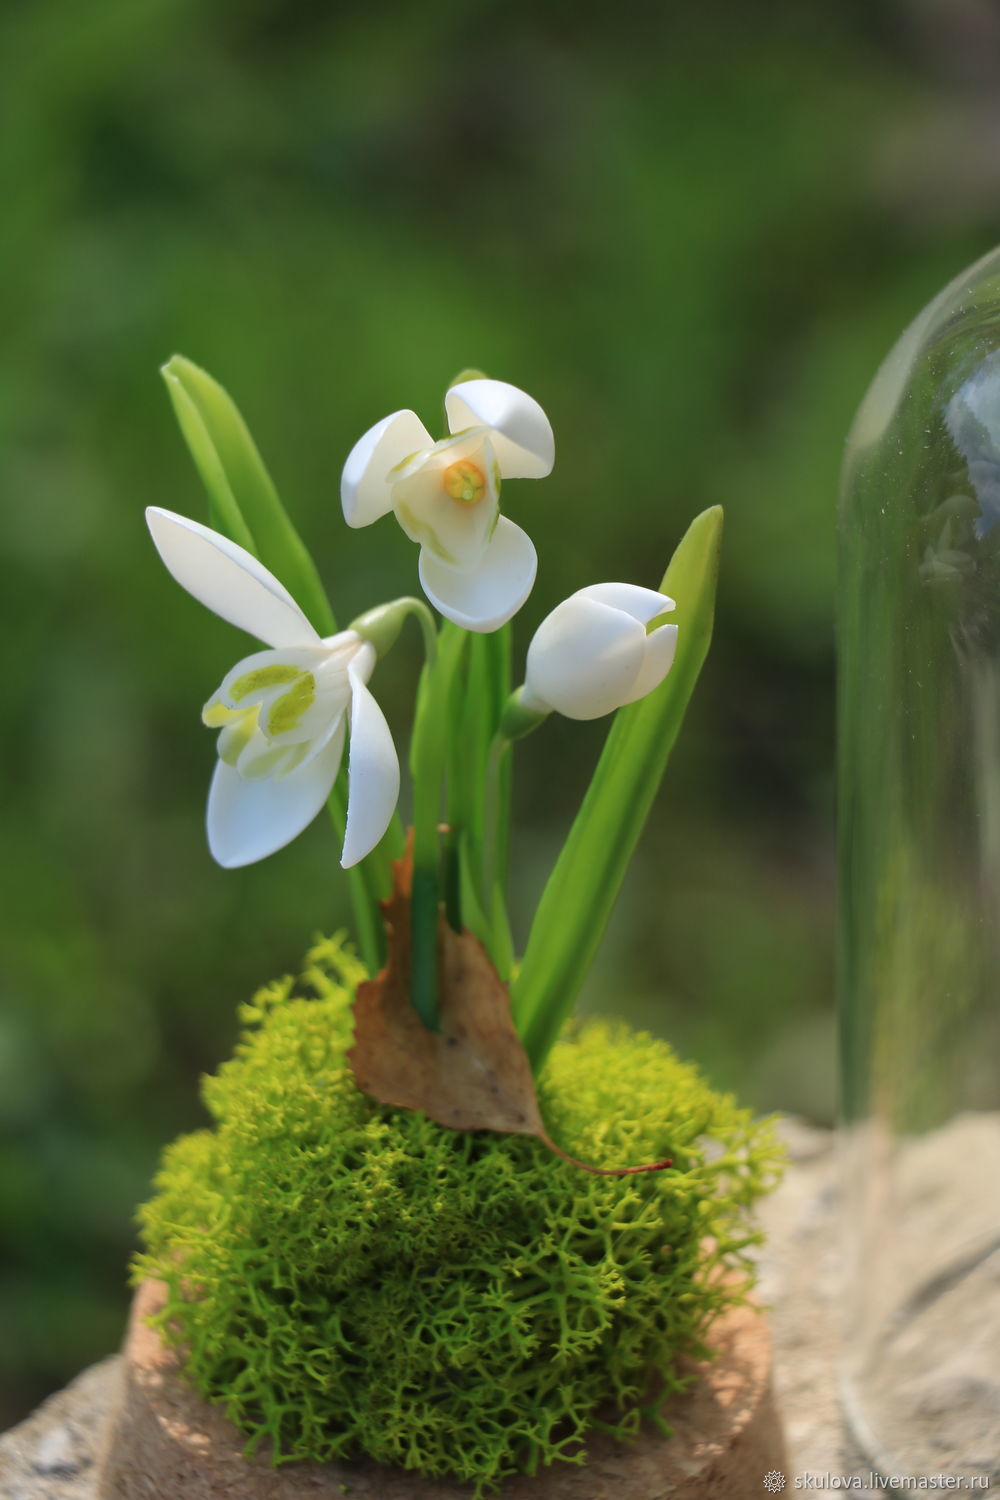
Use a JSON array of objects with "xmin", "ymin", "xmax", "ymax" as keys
[{"xmin": 148, "ymin": 377, "xmax": 677, "ymax": 869}]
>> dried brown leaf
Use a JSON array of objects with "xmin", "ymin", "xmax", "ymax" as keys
[{"xmin": 348, "ymin": 850, "xmax": 672, "ymax": 1178}]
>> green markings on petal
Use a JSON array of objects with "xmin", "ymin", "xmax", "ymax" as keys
[
  {"xmin": 205, "ymin": 688, "xmax": 319, "ymax": 777},
  {"xmin": 394, "ymin": 502, "xmax": 459, "ymax": 566},
  {"xmin": 216, "ymin": 710, "xmax": 260, "ymax": 767},
  {"xmin": 387, "ymin": 451, "xmax": 426, "ymax": 478},
  {"xmin": 210, "ymin": 663, "xmax": 318, "ymax": 746},
  {"xmin": 267, "ymin": 672, "xmax": 316, "ymax": 736},
  {"xmin": 230, "ymin": 664, "xmax": 303, "ymax": 703},
  {"xmin": 201, "ymin": 699, "xmax": 261, "ymax": 766},
  {"xmin": 223, "ymin": 664, "xmax": 317, "ymax": 738},
  {"xmin": 238, "ymin": 738, "xmax": 314, "ymax": 780}
]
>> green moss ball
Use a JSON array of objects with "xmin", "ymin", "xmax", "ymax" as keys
[{"xmin": 135, "ymin": 935, "xmax": 782, "ymax": 1495}]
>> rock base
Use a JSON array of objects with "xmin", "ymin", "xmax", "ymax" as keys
[
  {"xmin": 0, "ymin": 1357, "xmax": 122, "ymax": 1500},
  {"xmin": 94, "ymin": 1280, "xmax": 784, "ymax": 1499}
]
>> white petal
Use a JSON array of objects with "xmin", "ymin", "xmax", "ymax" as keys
[
  {"xmin": 146, "ymin": 508, "xmax": 318, "ymax": 648},
  {"xmin": 418, "ymin": 516, "xmax": 537, "ymax": 632},
  {"xmin": 206, "ymin": 721, "xmax": 345, "ymax": 867},
  {"xmin": 524, "ymin": 595, "xmax": 646, "ymax": 720},
  {"xmin": 342, "ymin": 646, "xmax": 400, "ymax": 868},
  {"xmin": 445, "ymin": 379, "xmax": 554, "ymax": 479},
  {"xmin": 341, "ymin": 409, "xmax": 434, "ymax": 528},
  {"xmin": 234, "ymin": 729, "xmax": 316, "ymax": 781},
  {"xmin": 391, "ymin": 432, "xmax": 499, "ymax": 568},
  {"xmin": 619, "ymin": 623, "xmax": 679, "ymax": 705},
  {"xmin": 575, "ymin": 582, "xmax": 675, "ymax": 624}
]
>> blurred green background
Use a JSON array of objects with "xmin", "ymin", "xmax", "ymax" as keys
[{"xmin": 2, "ymin": 0, "xmax": 999, "ymax": 1428}]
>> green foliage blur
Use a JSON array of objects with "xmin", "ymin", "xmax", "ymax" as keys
[{"xmin": 2, "ymin": 0, "xmax": 998, "ymax": 1427}]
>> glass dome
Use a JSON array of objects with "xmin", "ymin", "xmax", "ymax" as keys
[{"xmin": 839, "ymin": 248, "xmax": 1000, "ymax": 1480}]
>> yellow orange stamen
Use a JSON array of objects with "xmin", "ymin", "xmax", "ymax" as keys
[{"xmin": 442, "ymin": 459, "xmax": 487, "ymax": 506}]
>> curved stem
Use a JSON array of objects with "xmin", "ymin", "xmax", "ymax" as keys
[
  {"xmin": 350, "ymin": 596, "xmax": 438, "ymax": 665},
  {"xmin": 407, "ymin": 598, "xmax": 438, "ymax": 665}
]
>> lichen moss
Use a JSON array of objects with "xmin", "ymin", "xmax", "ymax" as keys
[{"xmin": 134, "ymin": 935, "xmax": 783, "ymax": 1495}]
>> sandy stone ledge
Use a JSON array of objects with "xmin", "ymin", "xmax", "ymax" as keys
[
  {"xmin": 0, "ymin": 1358, "xmax": 122, "ymax": 1500},
  {"xmin": 0, "ymin": 1118, "xmax": 884, "ymax": 1500}
]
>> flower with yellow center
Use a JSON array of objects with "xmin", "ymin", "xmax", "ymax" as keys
[
  {"xmin": 341, "ymin": 378, "xmax": 554, "ymax": 632},
  {"xmin": 146, "ymin": 508, "xmax": 399, "ymax": 869}
]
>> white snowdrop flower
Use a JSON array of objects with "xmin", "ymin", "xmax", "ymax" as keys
[
  {"xmin": 341, "ymin": 378, "xmax": 554, "ymax": 632},
  {"xmin": 146, "ymin": 508, "xmax": 399, "ymax": 869}
]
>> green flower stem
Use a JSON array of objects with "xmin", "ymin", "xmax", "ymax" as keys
[
  {"xmin": 511, "ymin": 506, "xmax": 724, "ymax": 1073},
  {"xmin": 351, "ymin": 597, "xmax": 438, "ymax": 666},
  {"xmin": 450, "ymin": 635, "xmax": 490, "ymax": 903},
  {"xmin": 442, "ymin": 834, "xmax": 463, "ymax": 934},
  {"xmin": 442, "ymin": 628, "xmax": 480, "ymax": 934},
  {"xmin": 486, "ymin": 628, "xmax": 513, "ymax": 897},
  {"xmin": 498, "ymin": 686, "xmax": 550, "ymax": 743},
  {"xmin": 346, "ymin": 599, "xmax": 436, "ymax": 973},
  {"xmin": 483, "ymin": 735, "xmax": 509, "ymax": 875},
  {"xmin": 489, "ymin": 891, "xmax": 515, "ymax": 984},
  {"xmin": 446, "ymin": 629, "xmax": 517, "ymax": 971},
  {"xmin": 329, "ymin": 799, "xmax": 385, "ymax": 979},
  {"xmin": 469, "ymin": 673, "xmax": 546, "ymax": 981},
  {"xmin": 409, "ymin": 623, "xmax": 467, "ymax": 1028},
  {"xmin": 465, "ymin": 728, "xmax": 514, "ymax": 987},
  {"xmin": 342, "ymin": 811, "xmax": 402, "ymax": 976}
]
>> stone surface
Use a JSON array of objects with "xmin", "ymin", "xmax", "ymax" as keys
[
  {"xmin": 33, "ymin": 1424, "xmax": 84, "ymax": 1477},
  {"xmin": 0, "ymin": 1358, "xmax": 121, "ymax": 1500},
  {"xmin": 2, "ymin": 1117, "xmax": 989, "ymax": 1500},
  {"xmin": 841, "ymin": 1115, "xmax": 1000, "ymax": 1484}
]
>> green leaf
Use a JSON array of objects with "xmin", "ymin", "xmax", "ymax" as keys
[
  {"xmin": 511, "ymin": 506, "xmax": 724, "ymax": 1072},
  {"xmin": 161, "ymin": 364, "xmax": 257, "ymax": 554},
  {"xmin": 161, "ymin": 354, "xmax": 334, "ymax": 634}
]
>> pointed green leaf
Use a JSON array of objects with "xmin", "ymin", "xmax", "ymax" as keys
[
  {"xmin": 161, "ymin": 367, "xmax": 257, "ymax": 554},
  {"xmin": 511, "ymin": 506, "xmax": 724, "ymax": 1072},
  {"xmin": 161, "ymin": 355, "xmax": 334, "ymax": 636}
]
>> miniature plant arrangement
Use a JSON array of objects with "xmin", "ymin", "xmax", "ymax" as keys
[{"xmin": 132, "ymin": 357, "xmax": 783, "ymax": 1496}]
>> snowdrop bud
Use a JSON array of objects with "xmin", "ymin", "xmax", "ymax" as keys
[{"xmin": 522, "ymin": 583, "xmax": 678, "ymax": 721}]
